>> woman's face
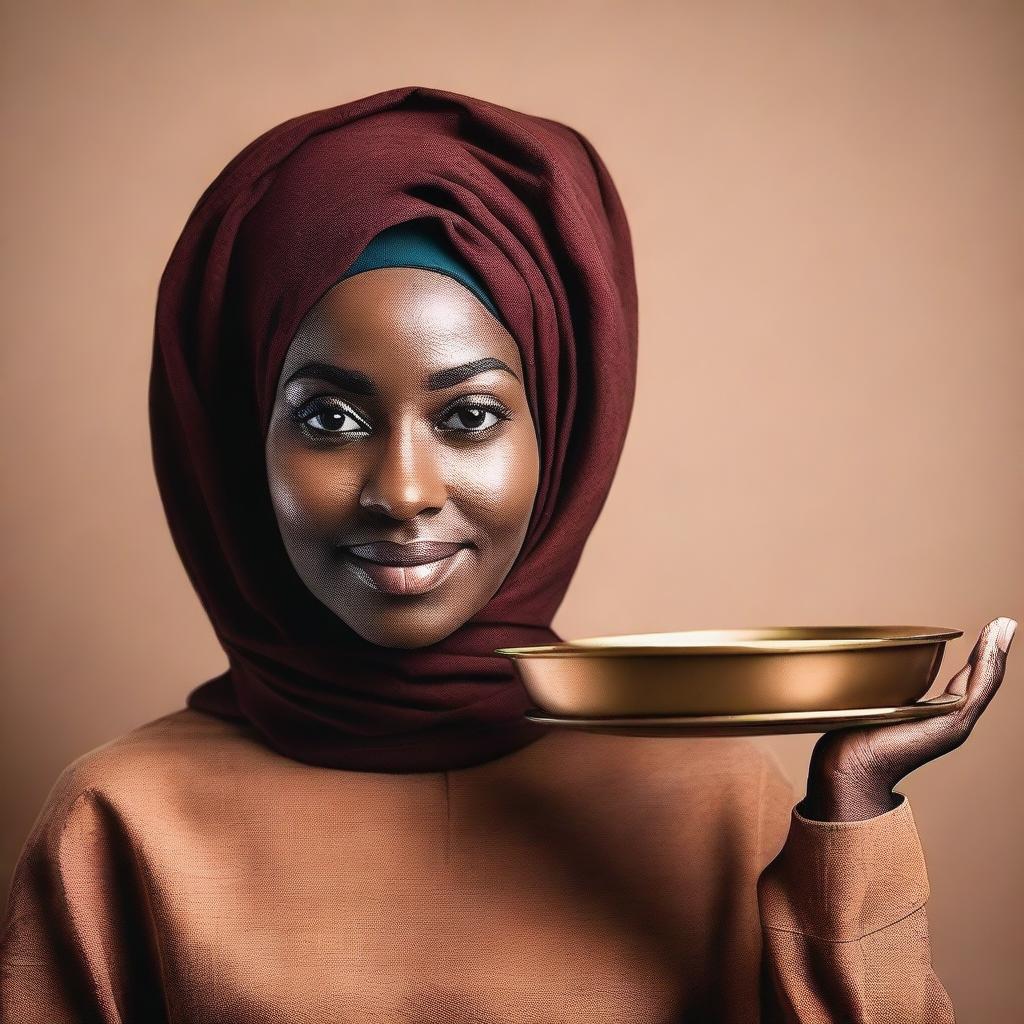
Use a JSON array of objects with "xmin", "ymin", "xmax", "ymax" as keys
[{"xmin": 265, "ymin": 267, "xmax": 540, "ymax": 648}]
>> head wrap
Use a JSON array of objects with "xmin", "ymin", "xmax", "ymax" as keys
[
  {"xmin": 341, "ymin": 218, "xmax": 505, "ymax": 322},
  {"xmin": 150, "ymin": 84, "xmax": 638, "ymax": 773}
]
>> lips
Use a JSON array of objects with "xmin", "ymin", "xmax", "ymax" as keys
[
  {"xmin": 345, "ymin": 541, "xmax": 467, "ymax": 566},
  {"xmin": 341, "ymin": 540, "xmax": 471, "ymax": 596}
]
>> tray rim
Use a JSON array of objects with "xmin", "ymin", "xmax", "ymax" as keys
[
  {"xmin": 523, "ymin": 692, "xmax": 965, "ymax": 727},
  {"xmin": 497, "ymin": 625, "xmax": 963, "ymax": 658}
]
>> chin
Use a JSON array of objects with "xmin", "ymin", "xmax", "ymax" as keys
[{"xmin": 335, "ymin": 610, "xmax": 464, "ymax": 650}]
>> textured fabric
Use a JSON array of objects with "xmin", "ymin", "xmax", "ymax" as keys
[
  {"xmin": 149, "ymin": 84, "xmax": 638, "ymax": 772},
  {"xmin": 0, "ymin": 711, "xmax": 954, "ymax": 1023},
  {"xmin": 341, "ymin": 218, "xmax": 504, "ymax": 321},
  {"xmin": 758, "ymin": 796, "xmax": 955, "ymax": 1023}
]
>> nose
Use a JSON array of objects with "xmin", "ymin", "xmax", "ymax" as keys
[{"xmin": 358, "ymin": 418, "xmax": 448, "ymax": 521}]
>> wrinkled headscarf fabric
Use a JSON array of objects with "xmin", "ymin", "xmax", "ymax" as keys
[{"xmin": 150, "ymin": 84, "xmax": 638, "ymax": 773}]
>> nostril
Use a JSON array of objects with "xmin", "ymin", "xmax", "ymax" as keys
[
  {"xmin": 358, "ymin": 485, "xmax": 446, "ymax": 520},
  {"xmin": 357, "ymin": 424, "xmax": 450, "ymax": 519}
]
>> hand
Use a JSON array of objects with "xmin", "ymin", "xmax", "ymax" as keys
[{"xmin": 801, "ymin": 616, "xmax": 1017, "ymax": 821}]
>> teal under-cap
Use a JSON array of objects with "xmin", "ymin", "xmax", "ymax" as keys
[{"xmin": 341, "ymin": 218, "xmax": 503, "ymax": 322}]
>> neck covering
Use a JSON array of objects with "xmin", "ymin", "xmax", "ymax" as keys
[
  {"xmin": 341, "ymin": 218, "xmax": 505, "ymax": 322},
  {"xmin": 150, "ymin": 84, "xmax": 638, "ymax": 773}
]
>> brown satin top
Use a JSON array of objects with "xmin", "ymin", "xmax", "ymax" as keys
[{"xmin": 0, "ymin": 709, "xmax": 954, "ymax": 1022}]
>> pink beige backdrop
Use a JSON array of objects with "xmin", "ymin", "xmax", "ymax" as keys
[{"xmin": 2, "ymin": 1, "xmax": 1021, "ymax": 1019}]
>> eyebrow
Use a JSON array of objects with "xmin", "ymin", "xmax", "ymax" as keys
[{"xmin": 283, "ymin": 356, "xmax": 519, "ymax": 395}]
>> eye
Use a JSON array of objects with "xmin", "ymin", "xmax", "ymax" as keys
[
  {"xmin": 437, "ymin": 400, "xmax": 511, "ymax": 434},
  {"xmin": 292, "ymin": 398, "xmax": 368, "ymax": 437}
]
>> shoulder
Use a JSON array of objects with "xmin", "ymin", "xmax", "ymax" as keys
[
  {"xmin": 50, "ymin": 708, "xmax": 256, "ymax": 797},
  {"xmin": 31, "ymin": 707, "xmax": 418, "ymax": 839},
  {"xmin": 637, "ymin": 736, "xmax": 797, "ymax": 855},
  {"xmin": 663, "ymin": 734, "xmax": 794, "ymax": 807},
  {"xmin": 524, "ymin": 732, "xmax": 799, "ymax": 871},
  {"xmin": 3, "ymin": 712, "xmax": 261, "ymax": 942},
  {"xmin": 648, "ymin": 734, "xmax": 796, "ymax": 837},
  {"xmin": 589, "ymin": 731, "xmax": 792, "ymax": 786},
  {"xmin": 536, "ymin": 729, "xmax": 795, "ymax": 812},
  {"xmin": 24, "ymin": 709, "xmax": 273, "ymax": 843}
]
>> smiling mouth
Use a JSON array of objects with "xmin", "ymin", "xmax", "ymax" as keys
[{"xmin": 341, "ymin": 541, "xmax": 472, "ymax": 596}]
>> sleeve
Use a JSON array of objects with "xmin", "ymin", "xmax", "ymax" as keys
[
  {"xmin": 755, "ymin": 765, "xmax": 955, "ymax": 1024},
  {"xmin": 0, "ymin": 769, "xmax": 167, "ymax": 1024}
]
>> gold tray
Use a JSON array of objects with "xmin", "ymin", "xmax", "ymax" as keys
[
  {"xmin": 497, "ymin": 626, "xmax": 963, "ymax": 717},
  {"xmin": 525, "ymin": 693, "xmax": 964, "ymax": 736}
]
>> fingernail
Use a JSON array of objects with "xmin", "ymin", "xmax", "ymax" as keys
[{"xmin": 997, "ymin": 617, "xmax": 1017, "ymax": 654}]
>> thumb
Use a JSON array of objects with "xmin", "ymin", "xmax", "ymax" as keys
[{"xmin": 944, "ymin": 661, "xmax": 972, "ymax": 697}]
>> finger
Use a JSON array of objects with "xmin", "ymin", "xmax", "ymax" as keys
[
  {"xmin": 998, "ymin": 616, "xmax": 1018, "ymax": 655},
  {"xmin": 944, "ymin": 662, "xmax": 972, "ymax": 697},
  {"xmin": 943, "ymin": 628, "xmax": 989, "ymax": 697},
  {"xmin": 958, "ymin": 617, "xmax": 1016, "ymax": 725}
]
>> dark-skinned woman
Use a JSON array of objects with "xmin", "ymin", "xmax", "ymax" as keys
[{"xmin": 0, "ymin": 85, "xmax": 1014, "ymax": 1023}]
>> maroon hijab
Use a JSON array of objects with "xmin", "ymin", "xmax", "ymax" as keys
[{"xmin": 149, "ymin": 85, "xmax": 638, "ymax": 772}]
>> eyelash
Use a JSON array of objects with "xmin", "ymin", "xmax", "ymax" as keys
[{"xmin": 290, "ymin": 396, "xmax": 513, "ymax": 441}]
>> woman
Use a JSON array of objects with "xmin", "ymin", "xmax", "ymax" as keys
[{"xmin": 0, "ymin": 84, "xmax": 1014, "ymax": 1023}]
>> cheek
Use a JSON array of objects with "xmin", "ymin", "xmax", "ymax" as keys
[
  {"xmin": 452, "ymin": 424, "xmax": 539, "ymax": 544},
  {"xmin": 266, "ymin": 435, "xmax": 359, "ymax": 540}
]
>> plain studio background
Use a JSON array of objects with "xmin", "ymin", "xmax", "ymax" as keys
[{"xmin": 1, "ymin": 1, "xmax": 1021, "ymax": 1019}]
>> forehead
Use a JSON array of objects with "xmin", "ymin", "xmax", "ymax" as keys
[{"xmin": 280, "ymin": 266, "xmax": 523, "ymax": 381}]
